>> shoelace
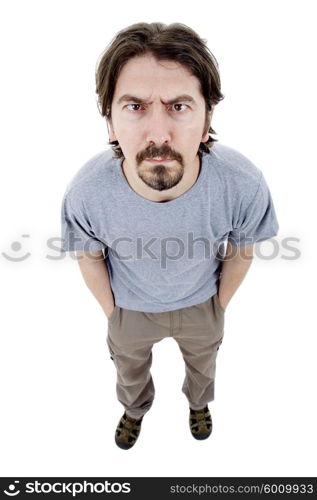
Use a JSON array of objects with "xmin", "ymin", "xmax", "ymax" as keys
[
  {"xmin": 191, "ymin": 410, "xmax": 210, "ymax": 431},
  {"xmin": 119, "ymin": 417, "xmax": 139, "ymax": 440}
]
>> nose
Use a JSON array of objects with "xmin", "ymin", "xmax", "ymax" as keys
[{"xmin": 145, "ymin": 105, "xmax": 172, "ymax": 146}]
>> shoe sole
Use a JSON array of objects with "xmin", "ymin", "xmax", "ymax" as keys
[
  {"xmin": 115, "ymin": 437, "xmax": 134, "ymax": 450},
  {"xmin": 191, "ymin": 432, "xmax": 211, "ymax": 440}
]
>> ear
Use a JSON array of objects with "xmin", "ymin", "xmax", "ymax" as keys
[
  {"xmin": 201, "ymin": 105, "xmax": 215, "ymax": 143},
  {"xmin": 107, "ymin": 118, "xmax": 117, "ymax": 142}
]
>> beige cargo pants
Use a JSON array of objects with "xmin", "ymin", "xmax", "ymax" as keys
[{"xmin": 106, "ymin": 293, "xmax": 225, "ymax": 419}]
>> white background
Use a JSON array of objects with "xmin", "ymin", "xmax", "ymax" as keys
[{"xmin": 0, "ymin": 0, "xmax": 316, "ymax": 477}]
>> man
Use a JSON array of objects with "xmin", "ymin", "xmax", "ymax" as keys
[{"xmin": 61, "ymin": 22, "xmax": 279, "ymax": 450}]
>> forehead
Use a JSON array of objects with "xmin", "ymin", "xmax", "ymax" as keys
[{"xmin": 113, "ymin": 54, "xmax": 203, "ymax": 100}]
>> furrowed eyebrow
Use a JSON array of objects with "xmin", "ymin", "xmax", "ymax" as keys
[
  {"xmin": 117, "ymin": 94, "xmax": 195, "ymax": 105},
  {"xmin": 163, "ymin": 94, "xmax": 195, "ymax": 105},
  {"xmin": 117, "ymin": 95, "xmax": 144, "ymax": 105}
]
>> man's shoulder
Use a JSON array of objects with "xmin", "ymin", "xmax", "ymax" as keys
[
  {"xmin": 64, "ymin": 148, "xmax": 117, "ymax": 199},
  {"xmin": 206, "ymin": 142, "xmax": 263, "ymax": 188}
]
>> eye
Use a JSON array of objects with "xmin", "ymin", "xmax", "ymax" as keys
[
  {"xmin": 171, "ymin": 103, "xmax": 189, "ymax": 112},
  {"xmin": 126, "ymin": 103, "xmax": 143, "ymax": 111}
]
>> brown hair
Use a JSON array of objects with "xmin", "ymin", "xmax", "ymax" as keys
[{"xmin": 95, "ymin": 22, "xmax": 225, "ymax": 157}]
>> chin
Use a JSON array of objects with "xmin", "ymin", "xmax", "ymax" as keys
[{"xmin": 141, "ymin": 172, "xmax": 183, "ymax": 191}]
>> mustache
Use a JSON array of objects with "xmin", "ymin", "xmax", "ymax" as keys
[{"xmin": 136, "ymin": 145, "xmax": 184, "ymax": 165}]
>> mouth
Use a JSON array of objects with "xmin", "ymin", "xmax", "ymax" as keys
[{"xmin": 145, "ymin": 157, "xmax": 175, "ymax": 163}]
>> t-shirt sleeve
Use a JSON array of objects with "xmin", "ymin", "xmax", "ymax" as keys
[
  {"xmin": 228, "ymin": 173, "xmax": 279, "ymax": 247},
  {"xmin": 60, "ymin": 193, "xmax": 106, "ymax": 252}
]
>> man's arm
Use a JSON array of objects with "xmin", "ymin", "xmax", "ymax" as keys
[
  {"xmin": 217, "ymin": 242, "xmax": 254, "ymax": 311},
  {"xmin": 75, "ymin": 250, "xmax": 115, "ymax": 319}
]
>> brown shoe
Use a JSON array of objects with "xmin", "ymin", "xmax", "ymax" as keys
[
  {"xmin": 189, "ymin": 405, "xmax": 212, "ymax": 440},
  {"xmin": 115, "ymin": 412, "xmax": 143, "ymax": 450}
]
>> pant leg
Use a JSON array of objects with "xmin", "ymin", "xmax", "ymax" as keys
[
  {"xmin": 174, "ymin": 293, "xmax": 225, "ymax": 410},
  {"xmin": 106, "ymin": 305, "xmax": 168, "ymax": 419}
]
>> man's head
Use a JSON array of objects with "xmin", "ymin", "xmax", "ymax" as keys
[{"xmin": 95, "ymin": 22, "xmax": 224, "ymax": 191}]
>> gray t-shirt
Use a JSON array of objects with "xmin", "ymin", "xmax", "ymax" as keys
[{"xmin": 60, "ymin": 143, "xmax": 279, "ymax": 312}]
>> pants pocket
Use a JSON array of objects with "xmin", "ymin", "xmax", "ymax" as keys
[
  {"xmin": 108, "ymin": 304, "xmax": 119, "ymax": 323},
  {"xmin": 107, "ymin": 338, "xmax": 116, "ymax": 363},
  {"xmin": 213, "ymin": 292, "xmax": 226, "ymax": 314}
]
